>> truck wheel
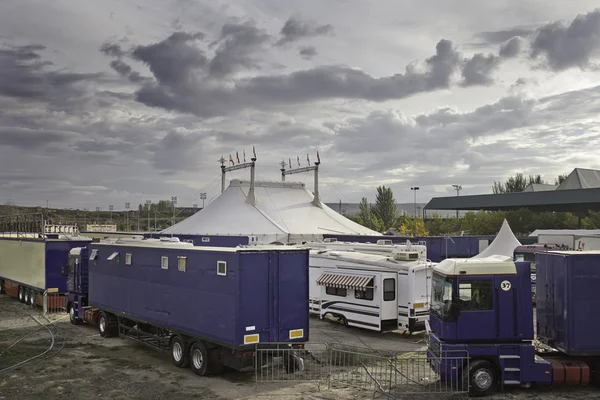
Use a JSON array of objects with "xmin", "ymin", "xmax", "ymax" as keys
[
  {"xmin": 465, "ymin": 360, "xmax": 498, "ymax": 397},
  {"xmin": 98, "ymin": 312, "xmax": 111, "ymax": 338},
  {"xmin": 189, "ymin": 341, "xmax": 209, "ymax": 376},
  {"xmin": 171, "ymin": 335, "xmax": 189, "ymax": 368},
  {"xmin": 18, "ymin": 286, "xmax": 25, "ymax": 303},
  {"xmin": 69, "ymin": 306, "xmax": 82, "ymax": 325}
]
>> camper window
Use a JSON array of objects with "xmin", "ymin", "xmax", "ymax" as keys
[
  {"xmin": 355, "ymin": 279, "xmax": 374, "ymax": 300},
  {"xmin": 459, "ymin": 280, "xmax": 493, "ymax": 311},
  {"xmin": 161, "ymin": 256, "xmax": 169, "ymax": 270},
  {"xmin": 383, "ymin": 278, "xmax": 395, "ymax": 301},
  {"xmin": 326, "ymin": 286, "xmax": 347, "ymax": 297}
]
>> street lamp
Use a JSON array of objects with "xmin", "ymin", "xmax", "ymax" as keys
[
  {"xmin": 200, "ymin": 192, "xmax": 206, "ymax": 209},
  {"xmin": 452, "ymin": 184, "xmax": 462, "ymax": 220},
  {"xmin": 146, "ymin": 200, "xmax": 151, "ymax": 231},
  {"xmin": 410, "ymin": 187, "xmax": 419, "ymax": 237}
]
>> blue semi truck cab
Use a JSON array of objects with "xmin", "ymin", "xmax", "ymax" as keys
[{"xmin": 426, "ymin": 255, "xmax": 552, "ymax": 397}]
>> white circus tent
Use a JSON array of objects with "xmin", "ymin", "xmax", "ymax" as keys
[
  {"xmin": 471, "ymin": 219, "xmax": 521, "ymax": 259},
  {"xmin": 161, "ymin": 179, "xmax": 381, "ymax": 244}
]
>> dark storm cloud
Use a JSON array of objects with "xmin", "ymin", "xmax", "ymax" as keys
[
  {"xmin": 131, "ymin": 38, "xmax": 470, "ymax": 117},
  {"xmin": 530, "ymin": 8, "xmax": 600, "ymax": 71},
  {"xmin": 100, "ymin": 42, "xmax": 126, "ymax": 58},
  {"xmin": 110, "ymin": 59, "xmax": 132, "ymax": 76},
  {"xmin": 475, "ymin": 27, "xmax": 535, "ymax": 44},
  {"xmin": 131, "ymin": 32, "xmax": 206, "ymax": 87},
  {"xmin": 499, "ymin": 36, "xmax": 523, "ymax": 58},
  {"xmin": 0, "ymin": 44, "xmax": 110, "ymax": 111},
  {"xmin": 0, "ymin": 127, "xmax": 80, "ymax": 150},
  {"xmin": 207, "ymin": 20, "xmax": 272, "ymax": 78},
  {"xmin": 461, "ymin": 53, "xmax": 501, "ymax": 86},
  {"xmin": 276, "ymin": 17, "xmax": 333, "ymax": 46},
  {"xmin": 298, "ymin": 45, "xmax": 317, "ymax": 59}
]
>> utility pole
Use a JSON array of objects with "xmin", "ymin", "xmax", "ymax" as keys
[
  {"xmin": 109, "ymin": 205, "xmax": 113, "ymax": 225},
  {"xmin": 410, "ymin": 187, "xmax": 419, "ymax": 237},
  {"xmin": 452, "ymin": 184, "xmax": 462, "ymax": 220},
  {"xmin": 200, "ymin": 193, "xmax": 206, "ymax": 209},
  {"xmin": 171, "ymin": 196, "xmax": 177, "ymax": 226},
  {"xmin": 125, "ymin": 202, "xmax": 130, "ymax": 231}
]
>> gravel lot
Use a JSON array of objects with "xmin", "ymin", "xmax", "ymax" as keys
[{"xmin": 1, "ymin": 294, "xmax": 599, "ymax": 400}]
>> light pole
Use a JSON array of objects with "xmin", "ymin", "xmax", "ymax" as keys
[
  {"xmin": 452, "ymin": 184, "xmax": 462, "ymax": 220},
  {"xmin": 146, "ymin": 200, "xmax": 151, "ymax": 231},
  {"xmin": 200, "ymin": 193, "xmax": 206, "ymax": 209},
  {"xmin": 410, "ymin": 187, "xmax": 419, "ymax": 237},
  {"xmin": 109, "ymin": 205, "xmax": 113, "ymax": 225},
  {"xmin": 171, "ymin": 196, "xmax": 177, "ymax": 226},
  {"xmin": 125, "ymin": 202, "xmax": 130, "ymax": 231}
]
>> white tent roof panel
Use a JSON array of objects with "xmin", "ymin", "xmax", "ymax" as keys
[{"xmin": 162, "ymin": 179, "xmax": 380, "ymax": 243}]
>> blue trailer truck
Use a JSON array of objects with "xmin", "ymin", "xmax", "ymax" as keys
[
  {"xmin": 427, "ymin": 251, "xmax": 600, "ymax": 397},
  {"xmin": 65, "ymin": 237, "xmax": 310, "ymax": 374},
  {"xmin": 0, "ymin": 235, "xmax": 92, "ymax": 306}
]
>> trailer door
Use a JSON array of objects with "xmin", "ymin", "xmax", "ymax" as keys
[{"xmin": 275, "ymin": 250, "xmax": 309, "ymax": 343}]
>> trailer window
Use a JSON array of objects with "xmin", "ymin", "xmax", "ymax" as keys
[
  {"xmin": 125, "ymin": 253, "xmax": 132, "ymax": 265},
  {"xmin": 383, "ymin": 278, "xmax": 395, "ymax": 301},
  {"xmin": 459, "ymin": 280, "xmax": 493, "ymax": 311},
  {"xmin": 326, "ymin": 286, "xmax": 347, "ymax": 297},
  {"xmin": 161, "ymin": 256, "xmax": 169, "ymax": 270},
  {"xmin": 107, "ymin": 252, "xmax": 119, "ymax": 264},
  {"xmin": 217, "ymin": 261, "xmax": 227, "ymax": 276},
  {"xmin": 177, "ymin": 256, "xmax": 187, "ymax": 272},
  {"xmin": 355, "ymin": 279, "xmax": 374, "ymax": 300}
]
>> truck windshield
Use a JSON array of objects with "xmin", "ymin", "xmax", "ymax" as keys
[{"xmin": 431, "ymin": 272, "xmax": 455, "ymax": 319}]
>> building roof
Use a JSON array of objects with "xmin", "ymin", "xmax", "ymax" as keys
[
  {"xmin": 522, "ymin": 183, "xmax": 558, "ymax": 192},
  {"xmin": 161, "ymin": 179, "xmax": 381, "ymax": 243},
  {"xmin": 425, "ymin": 187, "xmax": 600, "ymax": 212},
  {"xmin": 557, "ymin": 168, "xmax": 600, "ymax": 190}
]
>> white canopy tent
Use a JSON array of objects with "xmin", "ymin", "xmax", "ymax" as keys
[
  {"xmin": 161, "ymin": 179, "xmax": 381, "ymax": 243},
  {"xmin": 471, "ymin": 219, "xmax": 521, "ymax": 259}
]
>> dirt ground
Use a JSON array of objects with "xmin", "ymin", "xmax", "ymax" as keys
[{"xmin": 1, "ymin": 295, "xmax": 599, "ymax": 400}]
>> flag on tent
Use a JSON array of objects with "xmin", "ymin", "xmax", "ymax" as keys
[
  {"xmin": 229, "ymin": 154, "xmax": 234, "ymax": 165},
  {"xmin": 236, "ymin": 151, "xmax": 240, "ymax": 164},
  {"xmin": 289, "ymin": 158, "xmax": 292, "ymax": 168},
  {"xmin": 297, "ymin": 156, "xmax": 300, "ymax": 167},
  {"xmin": 243, "ymin": 150, "xmax": 246, "ymax": 162},
  {"xmin": 307, "ymin": 154, "xmax": 310, "ymax": 166},
  {"xmin": 253, "ymin": 146, "xmax": 257, "ymax": 159},
  {"xmin": 317, "ymin": 150, "xmax": 320, "ymax": 163}
]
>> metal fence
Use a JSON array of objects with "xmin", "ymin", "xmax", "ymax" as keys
[
  {"xmin": 255, "ymin": 343, "xmax": 469, "ymax": 398},
  {"xmin": 42, "ymin": 290, "xmax": 65, "ymax": 315}
]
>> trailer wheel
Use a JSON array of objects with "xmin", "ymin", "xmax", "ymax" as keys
[
  {"xmin": 28, "ymin": 289, "xmax": 36, "ymax": 307},
  {"xmin": 171, "ymin": 335, "xmax": 189, "ymax": 368},
  {"xmin": 465, "ymin": 359, "xmax": 498, "ymax": 397},
  {"xmin": 69, "ymin": 306, "xmax": 82, "ymax": 325},
  {"xmin": 18, "ymin": 286, "xmax": 25, "ymax": 303},
  {"xmin": 98, "ymin": 312, "xmax": 111, "ymax": 338},
  {"xmin": 189, "ymin": 341, "xmax": 209, "ymax": 376},
  {"xmin": 0, "ymin": 280, "xmax": 5, "ymax": 294}
]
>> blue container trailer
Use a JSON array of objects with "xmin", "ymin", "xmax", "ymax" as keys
[
  {"xmin": 0, "ymin": 236, "xmax": 92, "ymax": 306},
  {"xmin": 66, "ymin": 239, "xmax": 310, "ymax": 375},
  {"xmin": 426, "ymin": 251, "xmax": 600, "ymax": 397}
]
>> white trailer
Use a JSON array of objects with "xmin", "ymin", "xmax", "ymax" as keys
[{"xmin": 308, "ymin": 249, "xmax": 433, "ymax": 333}]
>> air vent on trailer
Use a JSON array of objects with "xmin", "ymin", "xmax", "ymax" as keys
[{"xmin": 393, "ymin": 251, "xmax": 420, "ymax": 261}]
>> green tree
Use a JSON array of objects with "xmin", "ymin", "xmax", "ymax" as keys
[
  {"xmin": 492, "ymin": 173, "xmax": 543, "ymax": 194},
  {"xmin": 372, "ymin": 186, "xmax": 398, "ymax": 230},
  {"xmin": 555, "ymin": 174, "xmax": 568, "ymax": 185}
]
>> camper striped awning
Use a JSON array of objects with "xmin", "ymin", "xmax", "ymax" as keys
[{"xmin": 316, "ymin": 273, "xmax": 374, "ymax": 290}]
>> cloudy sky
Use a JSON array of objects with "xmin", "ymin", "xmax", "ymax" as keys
[{"xmin": 1, "ymin": 1, "xmax": 600, "ymax": 211}]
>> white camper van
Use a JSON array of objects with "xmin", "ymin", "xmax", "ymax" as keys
[{"xmin": 308, "ymin": 249, "xmax": 433, "ymax": 333}]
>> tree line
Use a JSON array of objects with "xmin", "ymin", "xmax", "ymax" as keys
[{"xmin": 352, "ymin": 173, "xmax": 600, "ymax": 236}]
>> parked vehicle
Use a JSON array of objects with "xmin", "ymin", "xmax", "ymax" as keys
[
  {"xmin": 308, "ymin": 247, "xmax": 433, "ymax": 333},
  {"xmin": 427, "ymin": 251, "xmax": 600, "ymax": 397},
  {"xmin": 66, "ymin": 237, "xmax": 309, "ymax": 374},
  {"xmin": 0, "ymin": 235, "xmax": 92, "ymax": 306}
]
